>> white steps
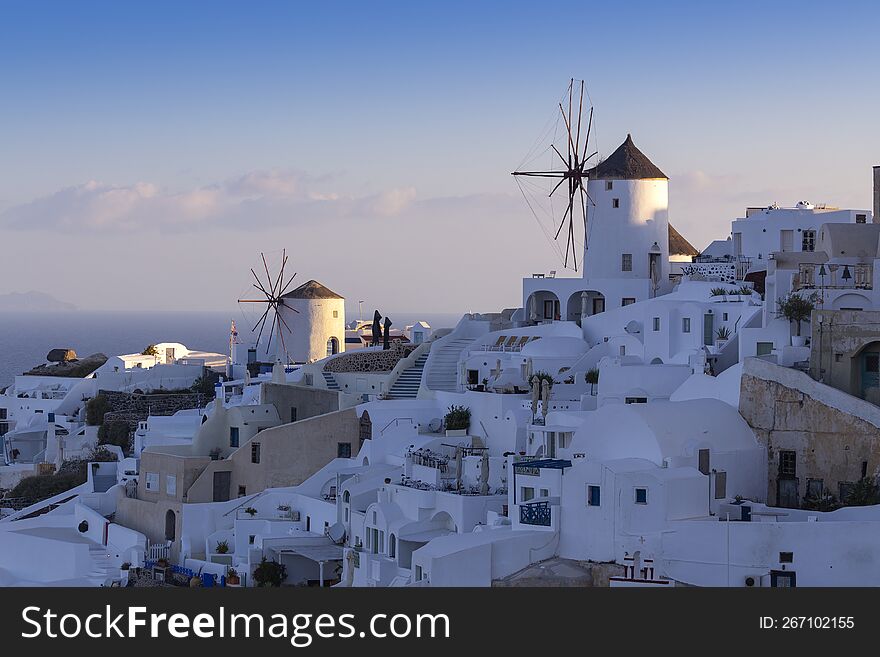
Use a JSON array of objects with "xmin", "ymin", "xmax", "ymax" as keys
[
  {"xmin": 424, "ymin": 337, "xmax": 476, "ymax": 392},
  {"xmin": 388, "ymin": 353, "xmax": 429, "ymax": 399}
]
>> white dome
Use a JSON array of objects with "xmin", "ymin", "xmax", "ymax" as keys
[{"xmin": 521, "ymin": 336, "xmax": 588, "ymax": 358}]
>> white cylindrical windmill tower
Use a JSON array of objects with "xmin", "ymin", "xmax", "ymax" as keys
[
  {"xmin": 278, "ymin": 280, "xmax": 346, "ymax": 363},
  {"xmin": 584, "ymin": 134, "xmax": 670, "ymax": 300}
]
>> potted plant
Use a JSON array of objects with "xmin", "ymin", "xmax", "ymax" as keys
[
  {"xmin": 215, "ymin": 539, "xmax": 230, "ymax": 554},
  {"xmin": 252, "ymin": 557, "xmax": 287, "ymax": 587},
  {"xmin": 710, "ymin": 287, "xmax": 729, "ymax": 299},
  {"xmin": 777, "ymin": 291, "xmax": 817, "ymax": 347},
  {"xmin": 244, "ymin": 506, "xmax": 258, "ymax": 517},
  {"xmin": 585, "ymin": 368, "xmax": 599, "ymax": 396},
  {"xmin": 715, "ymin": 325, "xmax": 731, "ymax": 347},
  {"xmin": 226, "ymin": 568, "xmax": 241, "ymax": 586},
  {"xmin": 444, "ymin": 404, "xmax": 471, "ymax": 437}
]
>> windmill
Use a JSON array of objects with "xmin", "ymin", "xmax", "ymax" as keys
[
  {"xmin": 512, "ymin": 78, "xmax": 598, "ymax": 272},
  {"xmin": 237, "ymin": 250, "xmax": 299, "ymax": 362}
]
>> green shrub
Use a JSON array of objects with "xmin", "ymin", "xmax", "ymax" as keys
[
  {"xmin": 252, "ymin": 558, "xmax": 287, "ymax": 587},
  {"xmin": 585, "ymin": 368, "xmax": 599, "ymax": 395},
  {"xmin": 776, "ymin": 292, "xmax": 818, "ymax": 336},
  {"xmin": 9, "ymin": 473, "xmax": 85, "ymax": 505},
  {"xmin": 444, "ymin": 405, "xmax": 471, "ymax": 431},
  {"xmin": 802, "ymin": 491, "xmax": 841, "ymax": 512},
  {"xmin": 85, "ymin": 394, "xmax": 109, "ymax": 426},
  {"xmin": 842, "ymin": 476, "xmax": 880, "ymax": 506},
  {"xmin": 142, "ymin": 345, "xmax": 160, "ymax": 356},
  {"xmin": 710, "ymin": 287, "xmax": 729, "ymax": 297},
  {"xmin": 98, "ymin": 421, "xmax": 132, "ymax": 453}
]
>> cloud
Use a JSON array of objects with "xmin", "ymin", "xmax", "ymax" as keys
[{"xmin": 0, "ymin": 170, "xmax": 420, "ymax": 233}]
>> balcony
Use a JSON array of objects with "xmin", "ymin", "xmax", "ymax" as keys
[
  {"xmin": 794, "ymin": 263, "xmax": 872, "ymax": 291},
  {"xmin": 519, "ymin": 501, "xmax": 551, "ymax": 526}
]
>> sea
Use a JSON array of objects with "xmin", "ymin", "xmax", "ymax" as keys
[{"xmin": 0, "ymin": 311, "xmax": 465, "ymax": 388}]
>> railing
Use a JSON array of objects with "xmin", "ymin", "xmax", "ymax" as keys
[
  {"xmin": 519, "ymin": 501, "xmax": 551, "ymax": 527},
  {"xmin": 794, "ymin": 263, "xmax": 873, "ymax": 291},
  {"xmin": 147, "ymin": 542, "xmax": 171, "ymax": 561}
]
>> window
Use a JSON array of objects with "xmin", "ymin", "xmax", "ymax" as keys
[
  {"xmin": 625, "ymin": 397, "xmax": 647, "ymax": 404},
  {"xmin": 605, "ymin": 181, "xmax": 613, "ymax": 191},
  {"xmin": 290, "ymin": 407, "xmax": 297, "ymax": 423},
  {"xmin": 802, "ymin": 230, "xmax": 815, "ymax": 252},
  {"xmin": 587, "ymin": 485, "xmax": 601, "ymax": 506},
  {"xmin": 251, "ymin": 442, "xmax": 261, "ymax": 464},
  {"xmin": 756, "ymin": 342, "xmax": 774, "ymax": 356},
  {"xmin": 165, "ymin": 474, "xmax": 177, "ymax": 496},
  {"xmin": 856, "ymin": 214, "xmax": 867, "ymax": 224},
  {"xmin": 805, "ymin": 478, "xmax": 824, "ymax": 499},
  {"xmin": 145, "ymin": 472, "xmax": 159, "ymax": 492},
  {"xmin": 722, "ymin": 312, "xmax": 728, "ymax": 321},
  {"xmin": 238, "ymin": 485, "xmax": 247, "ymax": 497},
  {"xmin": 622, "ymin": 298, "xmax": 636, "ymax": 306},
  {"xmin": 539, "ymin": 488, "xmax": 549, "ymax": 498},
  {"xmin": 521, "ymin": 486, "xmax": 535, "ymax": 502},
  {"xmin": 634, "ymin": 487, "xmax": 648, "ymax": 504},
  {"xmin": 779, "ymin": 552, "xmax": 794, "ymax": 564},
  {"xmin": 714, "ymin": 471, "xmax": 727, "ymax": 499},
  {"xmin": 612, "ymin": 198, "xmax": 620, "ymax": 208},
  {"xmin": 558, "ymin": 431, "xmax": 572, "ymax": 449},
  {"xmin": 338, "ymin": 442, "xmax": 352, "ymax": 458},
  {"xmin": 333, "ymin": 310, "xmax": 339, "ymax": 318},
  {"xmin": 682, "ymin": 317, "xmax": 691, "ymax": 333},
  {"xmin": 229, "ymin": 426, "xmax": 239, "ymax": 448},
  {"xmin": 249, "ymin": 535, "xmax": 255, "ymax": 545},
  {"xmin": 698, "ymin": 449, "xmax": 710, "ymax": 475},
  {"xmin": 779, "ymin": 450, "xmax": 797, "ymax": 478},
  {"xmin": 621, "ymin": 253, "xmax": 633, "ymax": 271},
  {"xmin": 652, "ymin": 317, "xmax": 660, "ymax": 332}
]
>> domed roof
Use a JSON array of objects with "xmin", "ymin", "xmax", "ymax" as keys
[
  {"xmin": 588, "ymin": 134, "xmax": 667, "ymax": 180},
  {"xmin": 282, "ymin": 280, "xmax": 344, "ymax": 300}
]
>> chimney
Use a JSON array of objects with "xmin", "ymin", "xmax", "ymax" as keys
[{"xmin": 874, "ymin": 166, "xmax": 880, "ymax": 223}]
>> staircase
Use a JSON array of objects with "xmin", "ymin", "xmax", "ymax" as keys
[
  {"xmin": 86, "ymin": 545, "xmax": 115, "ymax": 586},
  {"xmin": 322, "ymin": 371, "xmax": 340, "ymax": 390},
  {"xmin": 425, "ymin": 337, "xmax": 476, "ymax": 392},
  {"xmin": 388, "ymin": 353, "xmax": 429, "ymax": 399}
]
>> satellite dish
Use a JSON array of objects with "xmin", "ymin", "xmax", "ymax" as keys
[
  {"xmin": 428, "ymin": 418, "xmax": 442, "ymax": 433},
  {"xmin": 327, "ymin": 522, "xmax": 346, "ymax": 544}
]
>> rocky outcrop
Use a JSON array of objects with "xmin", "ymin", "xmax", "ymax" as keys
[
  {"xmin": 25, "ymin": 353, "xmax": 107, "ymax": 378},
  {"xmin": 46, "ymin": 348, "xmax": 77, "ymax": 363}
]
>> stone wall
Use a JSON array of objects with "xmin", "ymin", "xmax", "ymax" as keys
[
  {"xmin": 739, "ymin": 357, "xmax": 880, "ymax": 507},
  {"xmin": 323, "ymin": 342, "xmax": 416, "ymax": 373},
  {"xmin": 809, "ymin": 309, "xmax": 880, "ymax": 401},
  {"xmin": 99, "ymin": 389, "xmax": 209, "ymax": 432}
]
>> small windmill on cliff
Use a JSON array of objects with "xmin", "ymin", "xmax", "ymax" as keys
[
  {"xmin": 237, "ymin": 250, "xmax": 299, "ymax": 364},
  {"xmin": 512, "ymin": 79, "xmax": 599, "ymax": 272}
]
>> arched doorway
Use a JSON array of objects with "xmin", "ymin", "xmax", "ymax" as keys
[
  {"xmin": 164, "ymin": 509, "xmax": 176, "ymax": 542},
  {"xmin": 326, "ymin": 336, "xmax": 340, "ymax": 357},
  {"xmin": 527, "ymin": 291, "xmax": 560, "ymax": 323},
  {"xmin": 359, "ymin": 411, "xmax": 372, "ymax": 447},
  {"xmin": 852, "ymin": 341, "xmax": 880, "ymax": 402},
  {"xmin": 567, "ymin": 290, "xmax": 605, "ymax": 323}
]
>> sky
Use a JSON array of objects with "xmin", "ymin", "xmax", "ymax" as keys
[{"xmin": 0, "ymin": 0, "xmax": 878, "ymax": 314}]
